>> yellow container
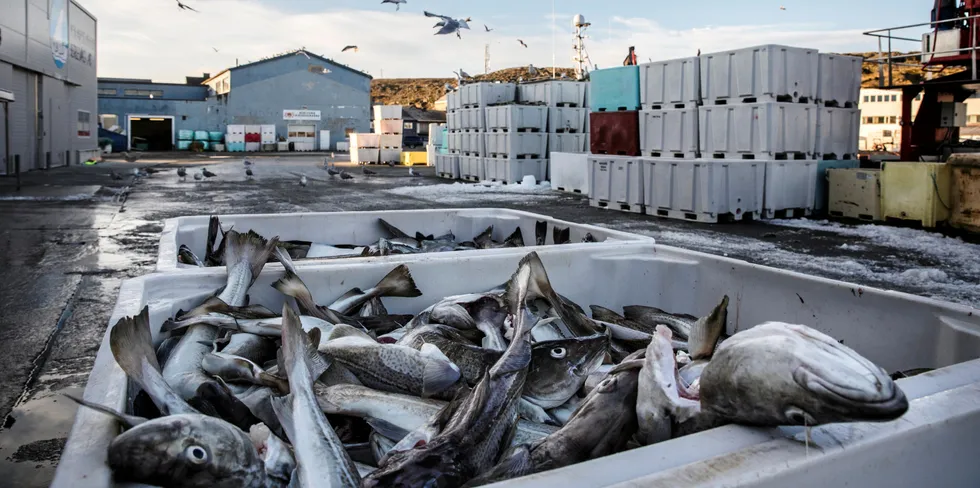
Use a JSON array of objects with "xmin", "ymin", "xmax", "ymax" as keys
[
  {"xmin": 400, "ymin": 151, "xmax": 428, "ymax": 166},
  {"xmin": 827, "ymin": 168, "xmax": 882, "ymax": 221},
  {"xmin": 880, "ymin": 162, "xmax": 951, "ymax": 228},
  {"xmin": 947, "ymin": 154, "xmax": 980, "ymax": 233}
]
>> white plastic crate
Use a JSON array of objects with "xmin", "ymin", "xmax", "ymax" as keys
[
  {"xmin": 763, "ymin": 161, "xmax": 818, "ymax": 218},
  {"xmin": 448, "ymin": 132, "xmax": 463, "ymax": 153},
  {"xmin": 447, "ymin": 90, "xmax": 462, "ymax": 111},
  {"xmin": 589, "ymin": 156, "xmax": 644, "ymax": 213},
  {"xmin": 817, "ymin": 54, "xmax": 862, "ymax": 107},
  {"xmin": 380, "ymin": 134, "xmax": 403, "ymax": 148},
  {"xmin": 815, "ymin": 107, "xmax": 860, "ymax": 160},
  {"xmin": 380, "ymin": 148, "xmax": 402, "ymax": 163},
  {"xmin": 350, "ymin": 133, "xmax": 381, "ymax": 149},
  {"xmin": 226, "ymin": 125, "xmax": 245, "ymax": 136},
  {"xmin": 57, "ymin": 238, "xmax": 980, "ymax": 488},
  {"xmin": 461, "ymin": 132, "xmax": 485, "ymax": 155},
  {"xmin": 427, "ymin": 145, "xmax": 437, "ymax": 167},
  {"xmin": 245, "ymin": 125, "xmax": 261, "ymax": 135},
  {"xmin": 434, "ymin": 154, "xmax": 460, "ymax": 179},
  {"xmin": 643, "ymin": 159, "xmax": 765, "ymax": 222},
  {"xmin": 485, "ymin": 132, "xmax": 548, "ymax": 157},
  {"xmin": 549, "ymin": 133, "xmax": 587, "ymax": 153},
  {"xmin": 549, "ymin": 107, "xmax": 588, "ymax": 133},
  {"xmin": 517, "ymin": 81, "xmax": 589, "ymax": 107},
  {"xmin": 485, "ymin": 105, "xmax": 548, "ymax": 132},
  {"xmin": 640, "ymin": 108, "xmax": 699, "ymax": 157},
  {"xmin": 373, "ymin": 105, "xmax": 403, "ymax": 120},
  {"xmin": 699, "ymin": 102, "xmax": 817, "ymax": 159},
  {"xmin": 448, "ymin": 111, "xmax": 463, "ymax": 131},
  {"xmin": 459, "ymin": 155, "xmax": 486, "ymax": 181},
  {"xmin": 460, "ymin": 108, "xmax": 486, "ymax": 131},
  {"xmin": 351, "ymin": 147, "xmax": 380, "ymax": 165},
  {"xmin": 460, "ymin": 82, "xmax": 517, "ymax": 107},
  {"xmin": 335, "ymin": 141, "xmax": 350, "ymax": 152},
  {"xmin": 374, "ymin": 119, "xmax": 404, "ymax": 135},
  {"xmin": 700, "ymin": 44, "xmax": 819, "ymax": 103},
  {"xmin": 484, "ymin": 157, "xmax": 548, "ymax": 184},
  {"xmin": 245, "ymin": 142, "xmax": 260, "ymax": 152},
  {"xmin": 550, "ymin": 152, "xmax": 591, "ymax": 194},
  {"xmin": 225, "ymin": 133, "xmax": 245, "ymax": 144},
  {"xmin": 639, "ymin": 57, "xmax": 700, "ymax": 109},
  {"xmin": 260, "ymin": 125, "xmax": 277, "ymax": 144}
]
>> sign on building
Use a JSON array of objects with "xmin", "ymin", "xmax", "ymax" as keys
[{"xmin": 283, "ymin": 110, "xmax": 321, "ymax": 121}]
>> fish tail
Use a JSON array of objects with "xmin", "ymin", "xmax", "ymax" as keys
[
  {"xmin": 204, "ymin": 215, "xmax": 221, "ymax": 264},
  {"xmin": 378, "ymin": 218, "xmax": 410, "ymax": 238},
  {"xmin": 224, "ymin": 229, "xmax": 280, "ymax": 282},
  {"xmin": 273, "ymin": 245, "xmax": 299, "ymax": 274},
  {"xmin": 281, "ymin": 303, "xmax": 331, "ymax": 382},
  {"xmin": 474, "ymin": 225, "xmax": 494, "ymax": 248},
  {"xmin": 505, "ymin": 251, "xmax": 553, "ymax": 310},
  {"xmin": 535, "ymin": 220, "xmax": 548, "ymax": 246},
  {"xmin": 553, "ymin": 226, "xmax": 570, "ymax": 245},
  {"xmin": 503, "ymin": 227, "xmax": 525, "ymax": 247},
  {"xmin": 110, "ymin": 307, "xmax": 162, "ymax": 377},
  {"xmin": 270, "ymin": 394, "xmax": 296, "ymax": 444},
  {"xmin": 688, "ymin": 295, "xmax": 729, "ymax": 360},
  {"xmin": 273, "ymin": 270, "xmax": 320, "ymax": 314},
  {"xmin": 376, "ymin": 264, "xmax": 423, "ymax": 298}
]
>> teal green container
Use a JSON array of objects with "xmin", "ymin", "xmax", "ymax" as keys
[
  {"xmin": 209, "ymin": 131, "xmax": 224, "ymax": 142},
  {"xmin": 193, "ymin": 130, "xmax": 210, "ymax": 141},
  {"xmin": 178, "ymin": 130, "xmax": 195, "ymax": 141},
  {"xmin": 177, "ymin": 140, "xmax": 192, "ymax": 150},
  {"xmin": 589, "ymin": 66, "xmax": 640, "ymax": 112},
  {"xmin": 815, "ymin": 160, "xmax": 860, "ymax": 213}
]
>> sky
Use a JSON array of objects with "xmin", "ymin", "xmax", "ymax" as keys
[{"xmin": 85, "ymin": 0, "xmax": 931, "ymax": 82}]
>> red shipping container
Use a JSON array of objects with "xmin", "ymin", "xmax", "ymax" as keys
[{"xmin": 590, "ymin": 111, "xmax": 640, "ymax": 156}]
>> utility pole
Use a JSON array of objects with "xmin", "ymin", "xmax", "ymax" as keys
[{"xmin": 485, "ymin": 44, "xmax": 491, "ymax": 74}]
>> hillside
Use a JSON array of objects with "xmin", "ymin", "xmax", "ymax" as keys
[{"xmin": 370, "ymin": 56, "xmax": 954, "ymax": 110}]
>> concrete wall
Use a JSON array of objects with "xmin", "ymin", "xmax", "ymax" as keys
[{"xmin": 0, "ymin": 0, "xmax": 98, "ymax": 173}]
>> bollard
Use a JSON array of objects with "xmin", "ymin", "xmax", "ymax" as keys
[
  {"xmin": 14, "ymin": 155, "xmax": 20, "ymax": 191},
  {"xmin": 45, "ymin": 151, "xmax": 51, "ymax": 170},
  {"xmin": 65, "ymin": 150, "xmax": 71, "ymax": 167}
]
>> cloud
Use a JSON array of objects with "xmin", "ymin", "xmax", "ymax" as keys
[{"xmin": 86, "ymin": 0, "xmax": 870, "ymax": 82}]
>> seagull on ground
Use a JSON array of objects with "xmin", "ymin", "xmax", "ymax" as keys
[
  {"xmin": 340, "ymin": 171, "xmax": 355, "ymax": 180},
  {"xmin": 299, "ymin": 175, "xmax": 308, "ymax": 187},
  {"xmin": 243, "ymin": 158, "xmax": 252, "ymax": 167},
  {"xmin": 177, "ymin": 168, "xmax": 187, "ymax": 181},
  {"xmin": 201, "ymin": 168, "xmax": 217, "ymax": 179},
  {"xmin": 363, "ymin": 167, "xmax": 377, "ymax": 175},
  {"xmin": 110, "ymin": 170, "xmax": 123, "ymax": 181},
  {"xmin": 409, "ymin": 167, "xmax": 422, "ymax": 177},
  {"xmin": 245, "ymin": 168, "xmax": 253, "ymax": 179},
  {"xmin": 193, "ymin": 172, "xmax": 203, "ymax": 181}
]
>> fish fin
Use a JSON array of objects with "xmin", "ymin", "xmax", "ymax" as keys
[
  {"xmin": 205, "ymin": 215, "xmax": 220, "ymax": 265},
  {"xmin": 590, "ymin": 305, "xmax": 624, "ymax": 323},
  {"xmin": 474, "ymin": 225, "xmax": 494, "ymax": 248},
  {"xmin": 159, "ymin": 318, "xmax": 187, "ymax": 333},
  {"xmin": 273, "ymin": 245, "xmax": 299, "ymax": 275},
  {"xmin": 177, "ymin": 296, "xmax": 230, "ymax": 320},
  {"xmin": 270, "ymin": 394, "xmax": 296, "ymax": 444},
  {"xmin": 375, "ymin": 264, "xmax": 423, "ymax": 298},
  {"xmin": 273, "ymin": 270, "xmax": 320, "ymax": 315},
  {"xmin": 282, "ymin": 304, "xmax": 331, "ymax": 382},
  {"xmin": 359, "ymin": 246, "xmax": 373, "ymax": 257},
  {"xmin": 194, "ymin": 382, "xmax": 259, "ymax": 431},
  {"xmin": 356, "ymin": 314, "xmax": 412, "ymax": 334},
  {"xmin": 332, "ymin": 287, "xmax": 365, "ymax": 306},
  {"xmin": 504, "ymin": 254, "xmax": 535, "ymax": 313},
  {"xmin": 63, "ymin": 394, "xmax": 148, "ymax": 429},
  {"xmin": 503, "ymin": 227, "xmax": 525, "ymax": 247},
  {"xmin": 307, "ymin": 327, "xmax": 322, "ymax": 349},
  {"xmin": 535, "ymin": 220, "xmax": 547, "ymax": 246},
  {"xmin": 224, "ymin": 230, "xmax": 280, "ymax": 284},
  {"xmin": 322, "ymin": 324, "xmax": 376, "ymax": 343},
  {"xmin": 365, "ymin": 418, "xmax": 411, "ymax": 440},
  {"xmin": 553, "ymin": 226, "xmax": 570, "ymax": 245},
  {"xmin": 622, "ymin": 305, "xmax": 669, "ymax": 319},
  {"xmin": 378, "ymin": 218, "xmax": 410, "ymax": 239},
  {"xmin": 421, "ymin": 349, "xmax": 462, "ymax": 398},
  {"xmin": 110, "ymin": 307, "xmax": 162, "ymax": 378},
  {"xmin": 687, "ymin": 295, "xmax": 729, "ymax": 360}
]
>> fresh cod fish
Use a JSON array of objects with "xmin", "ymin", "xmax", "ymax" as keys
[{"xmin": 523, "ymin": 334, "xmax": 609, "ymax": 409}]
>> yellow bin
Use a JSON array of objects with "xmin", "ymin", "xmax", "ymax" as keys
[
  {"xmin": 400, "ymin": 151, "xmax": 428, "ymax": 166},
  {"xmin": 880, "ymin": 162, "xmax": 951, "ymax": 228},
  {"xmin": 947, "ymin": 154, "xmax": 980, "ymax": 233}
]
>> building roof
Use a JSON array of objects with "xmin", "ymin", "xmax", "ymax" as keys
[
  {"xmin": 402, "ymin": 106, "xmax": 446, "ymax": 123},
  {"xmin": 202, "ymin": 49, "xmax": 371, "ymax": 85}
]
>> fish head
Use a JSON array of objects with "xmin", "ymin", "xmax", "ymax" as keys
[
  {"xmin": 524, "ymin": 333, "xmax": 609, "ymax": 408},
  {"xmin": 700, "ymin": 322, "xmax": 908, "ymax": 426},
  {"xmin": 107, "ymin": 414, "xmax": 265, "ymax": 486},
  {"xmin": 562, "ymin": 359, "xmax": 642, "ymax": 456},
  {"xmin": 363, "ymin": 438, "xmax": 464, "ymax": 488}
]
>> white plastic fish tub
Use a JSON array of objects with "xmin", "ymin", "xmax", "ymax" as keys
[
  {"xmin": 461, "ymin": 132, "xmax": 486, "ymax": 156},
  {"xmin": 485, "ymin": 132, "xmax": 548, "ymax": 158},
  {"xmin": 485, "ymin": 106, "xmax": 548, "ymax": 133},
  {"xmin": 434, "ymin": 154, "xmax": 460, "ymax": 179},
  {"xmin": 548, "ymin": 107, "xmax": 588, "ymax": 133},
  {"xmin": 700, "ymin": 44, "xmax": 819, "ymax": 103},
  {"xmin": 816, "ymin": 53, "xmax": 862, "ymax": 107},
  {"xmin": 484, "ymin": 158, "xmax": 549, "ymax": 184},
  {"xmin": 56, "ymin": 242, "xmax": 980, "ymax": 488},
  {"xmin": 517, "ymin": 81, "xmax": 588, "ymax": 107},
  {"xmin": 156, "ymin": 209, "xmax": 651, "ymax": 272},
  {"xmin": 548, "ymin": 133, "xmax": 587, "ymax": 153},
  {"xmin": 550, "ymin": 152, "xmax": 591, "ymax": 195},
  {"xmin": 699, "ymin": 102, "xmax": 818, "ymax": 159},
  {"xmin": 815, "ymin": 107, "xmax": 860, "ymax": 160},
  {"xmin": 459, "ymin": 156, "xmax": 486, "ymax": 181},
  {"xmin": 639, "ymin": 56, "xmax": 700, "ymax": 109},
  {"xmin": 461, "ymin": 82, "xmax": 517, "ymax": 107},
  {"xmin": 643, "ymin": 159, "xmax": 765, "ymax": 222},
  {"xmin": 589, "ymin": 156, "xmax": 644, "ymax": 212},
  {"xmin": 763, "ymin": 161, "xmax": 818, "ymax": 218},
  {"xmin": 639, "ymin": 108, "xmax": 699, "ymax": 157},
  {"xmin": 460, "ymin": 108, "xmax": 486, "ymax": 131}
]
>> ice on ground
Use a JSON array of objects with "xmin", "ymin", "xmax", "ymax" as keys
[
  {"xmin": 898, "ymin": 268, "xmax": 949, "ymax": 283},
  {"xmin": 0, "ymin": 194, "xmax": 93, "ymax": 201},
  {"xmin": 386, "ymin": 180, "xmax": 556, "ymax": 203}
]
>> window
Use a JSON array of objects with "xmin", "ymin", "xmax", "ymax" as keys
[
  {"xmin": 891, "ymin": 94, "xmax": 897, "ymax": 101},
  {"xmin": 123, "ymin": 89, "xmax": 164, "ymax": 98},
  {"xmin": 890, "ymin": 116, "xmax": 898, "ymax": 124},
  {"xmin": 863, "ymin": 95, "xmax": 869, "ymax": 102},
  {"xmin": 404, "ymin": 122, "xmax": 413, "ymax": 130},
  {"xmin": 308, "ymin": 64, "xmax": 330, "ymax": 75},
  {"xmin": 877, "ymin": 95, "xmax": 883, "ymax": 102},
  {"xmin": 876, "ymin": 116, "xmax": 886, "ymax": 124},
  {"xmin": 98, "ymin": 88, "xmax": 117, "ymax": 96},
  {"xmin": 77, "ymin": 111, "xmax": 91, "ymax": 137},
  {"xmin": 882, "ymin": 130, "xmax": 893, "ymax": 137},
  {"xmin": 99, "ymin": 114, "xmax": 118, "ymax": 129}
]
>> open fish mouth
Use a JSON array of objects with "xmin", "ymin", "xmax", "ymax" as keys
[{"xmin": 793, "ymin": 365, "xmax": 908, "ymax": 419}]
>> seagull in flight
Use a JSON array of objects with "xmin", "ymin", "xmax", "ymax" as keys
[
  {"xmin": 212, "ymin": 47, "xmax": 219, "ymax": 53},
  {"xmin": 425, "ymin": 11, "xmax": 471, "ymax": 38},
  {"xmin": 381, "ymin": 0, "xmax": 406, "ymax": 11},
  {"xmin": 484, "ymin": 25, "xmax": 493, "ymax": 32},
  {"xmin": 176, "ymin": 1, "xmax": 198, "ymax": 12},
  {"xmin": 518, "ymin": 39, "xmax": 528, "ymax": 48},
  {"xmin": 342, "ymin": 45, "xmax": 359, "ymax": 53}
]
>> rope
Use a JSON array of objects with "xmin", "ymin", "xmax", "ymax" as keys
[{"xmin": 932, "ymin": 173, "xmax": 951, "ymax": 210}]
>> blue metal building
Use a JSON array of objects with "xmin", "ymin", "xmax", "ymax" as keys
[
  {"xmin": 0, "ymin": 0, "xmax": 99, "ymax": 174},
  {"xmin": 97, "ymin": 49, "xmax": 372, "ymax": 151}
]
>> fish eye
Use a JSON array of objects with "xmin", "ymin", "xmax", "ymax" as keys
[
  {"xmin": 550, "ymin": 347, "xmax": 567, "ymax": 359},
  {"xmin": 184, "ymin": 445, "xmax": 209, "ymax": 465}
]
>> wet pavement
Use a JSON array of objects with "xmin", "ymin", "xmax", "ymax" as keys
[{"xmin": 0, "ymin": 152, "xmax": 977, "ymax": 486}]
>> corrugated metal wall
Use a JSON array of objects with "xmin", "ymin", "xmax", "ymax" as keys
[
  {"xmin": 45, "ymin": 77, "xmax": 69, "ymax": 167},
  {"xmin": 8, "ymin": 68, "xmax": 36, "ymax": 171}
]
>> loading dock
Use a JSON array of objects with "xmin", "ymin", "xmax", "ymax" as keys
[{"xmin": 127, "ymin": 115, "xmax": 174, "ymax": 151}]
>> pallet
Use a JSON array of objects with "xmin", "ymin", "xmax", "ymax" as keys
[
  {"xmin": 643, "ymin": 101, "xmax": 698, "ymax": 111},
  {"xmin": 553, "ymin": 128, "xmax": 583, "ymax": 134},
  {"xmin": 593, "ymin": 106, "xmax": 640, "ymax": 113},
  {"xmin": 763, "ymin": 207, "xmax": 812, "ymax": 219},
  {"xmin": 816, "ymin": 153, "xmax": 857, "ymax": 161},
  {"xmin": 591, "ymin": 199, "xmax": 645, "ymax": 214},
  {"xmin": 486, "ymin": 127, "xmax": 543, "ymax": 133},
  {"xmin": 646, "ymin": 207, "xmax": 758, "ymax": 223},
  {"xmin": 706, "ymin": 152, "xmax": 810, "ymax": 161},
  {"xmin": 644, "ymin": 151, "xmax": 699, "ymax": 159},
  {"xmin": 554, "ymin": 102, "xmax": 585, "ymax": 108},
  {"xmin": 829, "ymin": 210, "xmax": 876, "ymax": 222},
  {"xmin": 461, "ymin": 175, "xmax": 482, "ymax": 182},
  {"xmin": 486, "ymin": 153, "xmax": 543, "ymax": 159},
  {"xmin": 556, "ymin": 186, "xmax": 585, "ymax": 194},
  {"xmin": 592, "ymin": 149, "xmax": 640, "ymax": 157},
  {"xmin": 818, "ymin": 100, "xmax": 858, "ymax": 109},
  {"xmin": 704, "ymin": 95, "xmax": 814, "ymax": 105},
  {"xmin": 437, "ymin": 172, "xmax": 456, "ymax": 180}
]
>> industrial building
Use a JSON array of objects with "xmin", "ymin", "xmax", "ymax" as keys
[
  {"xmin": 97, "ymin": 50, "xmax": 372, "ymax": 151},
  {"xmin": 0, "ymin": 0, "xmax": 99, "ymax": 175}
]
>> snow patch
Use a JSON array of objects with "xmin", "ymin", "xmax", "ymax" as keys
[
  {"xmin": 386, "ymin": 181, "xmax": 556, "ymax": 203},
  {"xmin": 897, "ymin": 268, "xmax": 949, "ymax": 283},
  {"xmin": 0, "ymin": 194, "xmax": 93, "ymax": 201}
]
